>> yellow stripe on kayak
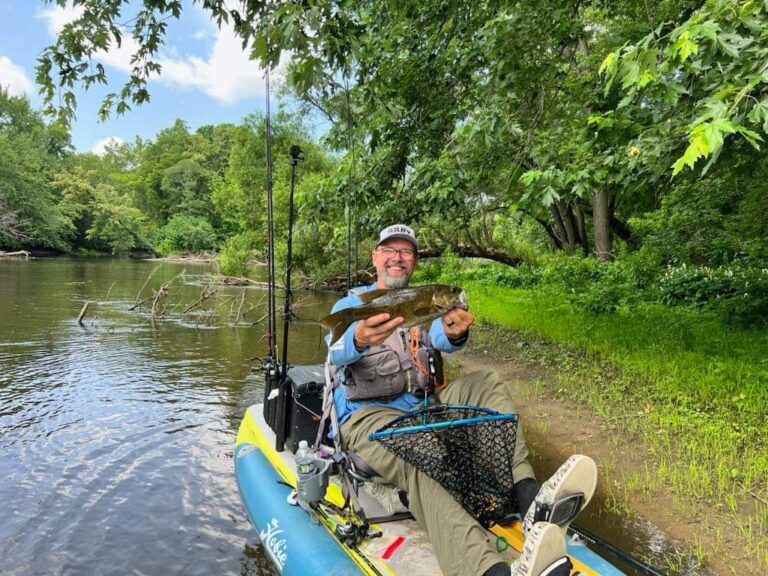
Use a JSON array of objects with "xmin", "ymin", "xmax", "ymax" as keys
[{"xmin": 491, "ymin": 523, "xmax": 602, "ymax": 576}]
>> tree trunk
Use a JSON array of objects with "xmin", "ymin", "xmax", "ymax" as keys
[
  {"xmin": 592, "ymin": 190, "xmax": 613, "ymax": 261},
  {"xmin": 610, "ymin": 215, "xmax": 632, "ymax": 242},
  {"xmin": 549, "ymin": 204, "xmax": 571, "ymax": 253},
  {"xmin": 561, "ymin": 201, "xmax": 579, "ymax": 252},
  {"xmin": 574, "ymin": 202, "xmax": 589, "ymax": 256},
  {"xmin": 535, "ymin": 218, "xmax": 563, "ymax": 250},
  {"xmin": 418, "ymin": 245, "xmax": 522, "ymax": 267},
  {"xmin": 607, "ymin": 198, "xmax": 632, "ymax": 242}
]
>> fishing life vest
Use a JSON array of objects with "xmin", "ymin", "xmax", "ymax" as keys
[{"xmin": 341, "ymin": 326, "xmax": 445, "ymax": 401}]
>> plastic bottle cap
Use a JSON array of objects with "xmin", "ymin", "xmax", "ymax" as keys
[{"xmin": 298, "ymin": 440, "xmax": 308, "ymax": 449}]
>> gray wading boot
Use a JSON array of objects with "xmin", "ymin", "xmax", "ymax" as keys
[{"xmin": 523, "ymin": 455, "xmax": 598, "ymax": 539}]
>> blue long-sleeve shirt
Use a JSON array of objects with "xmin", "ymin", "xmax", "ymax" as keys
[{"xmin": 326, "ymin": 283, "xmax": 467, "ymax": 425}]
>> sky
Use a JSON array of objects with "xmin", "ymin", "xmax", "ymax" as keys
[{"xmin": 0, "ymin": 0, "xmax": 272, "ymax": 153}]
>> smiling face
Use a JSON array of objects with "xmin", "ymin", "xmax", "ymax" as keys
[{"xmin": 373, "ymin": 238, "xmax": 419, "ymax": 289}]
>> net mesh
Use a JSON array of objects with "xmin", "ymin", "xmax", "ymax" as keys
[{"xmin": 371, "ymin": 404, "xmax": 518, "ymax": 528}]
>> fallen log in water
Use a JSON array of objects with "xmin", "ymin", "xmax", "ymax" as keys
[{"xmin": 0, "ymin": 250, "xmax": 31, "ymax": 259}]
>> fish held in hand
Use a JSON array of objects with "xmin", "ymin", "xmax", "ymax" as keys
[{"xmin": 319, "ymin": 284, "xmax": 468, "ymax": 345}]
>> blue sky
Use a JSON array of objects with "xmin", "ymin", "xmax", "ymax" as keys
[{"xmin": 0, "ymin": 1, "xmax": 272, "ymax": 152}]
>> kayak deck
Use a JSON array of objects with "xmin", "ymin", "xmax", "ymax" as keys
[{"xmin": 235, "ymin": 404, "xmax": 624, "ymax": 576}]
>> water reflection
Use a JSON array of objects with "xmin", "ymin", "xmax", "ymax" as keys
[{"xmin": 0, "ymin": 258, "xmax": 332, "ymax": 576}]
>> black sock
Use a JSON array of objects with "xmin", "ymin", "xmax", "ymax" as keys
[
  {"xmin": 483, "ymin": 561, "xmax": 511, "ymax": 576},
  {"xmin": 513, "ymin": 477, "xmax": 540, "ymax": 517}
]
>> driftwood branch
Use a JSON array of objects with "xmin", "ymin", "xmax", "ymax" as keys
[
  {"xmin": 150, "ymin": 285, "xmax": 168, "ymax": 317},
  {"xmin": 234, "ymin": 290, "xmax": 246, "ymax": 324},
  {"xmin": 77, "ymin": 302, "xmax": 90, "ymax": 326},
  {"xmin": 130, "ymin": 293, "xmax": 156, "ymax": 311},
  {"xmin": 0, "ymin": 250, "xmax": 31, "ymax": 259},
  {"xmin": 182, "ymin": 287, "xmax": 218, "ymax": 315},
  {"xmin": 134, "ymin": 265, "xmax": 161, "ymax": 305},
  {"xmin": 130, "ymin": 283, "xmax": 170, "ymax": 316}
]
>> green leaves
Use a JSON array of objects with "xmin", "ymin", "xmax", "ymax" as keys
[
  {"xmin": 746, "ymin": 98, "xmax": 768, "ymax": 133},
  {"xmin": 672, "ymin": 117, "xmax": 764, "ymax": 176},
  {"xmin": 604, "ymin": 0, "xmax": 768, "ymax": 176},
  {"xmin": 671, "ymin": 30, "xmax": 700, "ymax": 62}
]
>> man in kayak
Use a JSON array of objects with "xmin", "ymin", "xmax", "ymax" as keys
[{"xmin": 325, "ymin": 224, "xmax": 597, "ymax": 576}]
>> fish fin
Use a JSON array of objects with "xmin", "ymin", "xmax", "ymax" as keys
[
  {"xmin": 329, "ymin": 322, "xmax": 349, "ymax": 346},
  {"xmin": 318, "ymin": 308, "xmax": 346, "ymax": 330},
  {"xmin": 356, "ymin": 288, "xmax": 391, "ymax": 305},
  {"xmin": 318, "ymin": 309, "xmax": 354, "ymax": 345}
]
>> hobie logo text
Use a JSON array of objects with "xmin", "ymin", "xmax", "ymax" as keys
[{"xmin": 260, "ymin": 518, "xmax": 288, "ymax": 569}]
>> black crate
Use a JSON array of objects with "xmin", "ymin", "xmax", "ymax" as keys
[{"xmin": 285, "ymin": 365, "xmax": 325, "ymax": 453}]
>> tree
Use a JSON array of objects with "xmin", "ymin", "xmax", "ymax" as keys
[
  {"xmin": 600, "ymin": 0, "xmax": 768, "ymax": 176},
  {"xmin": 39, "ymin": 0, "xmax": 765, "ymax": 271},
  {"xmin": 54, "ymin": 168, "xmax": 148, "ymax": 254},
  {"xmin": 160, "ymin": 159, "xmax": 212, "ymax": 218},
  {"xmin": 0, "ymin": 90, "xmax": 71, "ymax": 250},
  {"xmin": 212, "ymin": 111, "xmax": 340, "ymax": 276}
]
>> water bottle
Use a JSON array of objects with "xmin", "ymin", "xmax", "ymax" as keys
[{"xmin": 295, "ymin": 440, "xmax": 316, "ymax": 502}]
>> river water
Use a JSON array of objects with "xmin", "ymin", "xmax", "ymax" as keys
[
  {"xmin": 1, "ymin": 257, "xmax": 696, "ymax": 576},
  {"xmin": 0, "ymin": 258, "xmax": 336, "ymax": 576}
]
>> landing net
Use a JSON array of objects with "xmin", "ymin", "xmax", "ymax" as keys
[{"xmin": 369, "ymin": 404, "xmax": 518, "ymax": 527}]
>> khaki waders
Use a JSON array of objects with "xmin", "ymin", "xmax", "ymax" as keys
[{"xmin": 340, "ymin": 369, "xmax": 534, "ymax": 576}]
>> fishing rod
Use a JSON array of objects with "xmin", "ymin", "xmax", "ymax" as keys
[
  {"xmin": 260, "ymin": 64, "xmax": 290, "ymax": 451},
  {"xmin": 569, "ymin": 523, "xmax": 666, "ymax": 576},
  {"xmin": 264, "ymin": 66, "xmax": 277, "ymax": 378},
  {"xmin": 343, "ymin": 65, "xmax": 356, "ymax": 290},
  {"xmin": 280, "ymin": 145, "xmax": 304, "ymax": 374}
]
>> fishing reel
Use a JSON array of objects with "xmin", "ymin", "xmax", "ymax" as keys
[
  {"xmin": 334, "ymin": 520, "xmax": 382, "ymax": 546},
  {"xmin": 289, "ymin": 145, "xmax": 304, "ymax": 165}
]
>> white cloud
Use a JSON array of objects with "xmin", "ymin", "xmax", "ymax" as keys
[
  {"xmin": 0, "ymin": 56, "xmax": 34, "ymax": 96},
  {"xmin": 159, "ymin": 27, "xmax": 267, "ymax": 103},
  {"xmin": 90, "ymin": 136, "xmax": 125, "ymax": 156},
  {"xmin": 36, "ymin": 3, "xmax": 83, "ymax": 37},
  {"xmin": 37, "ymin": 3, "xmax": 267, "ymax": 104}
]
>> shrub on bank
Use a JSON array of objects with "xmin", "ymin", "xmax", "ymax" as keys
[
  {"xmin": 156, "ymin": 215, "xmax": 217, "ymax": 255},
  {"xmin": 416, "ymin": 252, "xmax": 768, "ymax": 328},
  {"xmin": 660, "ymin": 264, "xmax": 768, "ymax": 328},
  {"xmin": 217, "ymin": 231, "xmax": 261, "ymax": 277}
]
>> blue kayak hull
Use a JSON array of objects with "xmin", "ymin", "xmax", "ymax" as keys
[{"xmin": 235, "ymin": 443, "xmax": 363, "ymax": 575}]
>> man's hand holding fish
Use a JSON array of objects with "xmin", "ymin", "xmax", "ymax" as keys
[
  {"xmin": 441, "ymin": 306, "xmax": 474, "ymax": 340},
  {"xmin": 353, "ymin": 312, "xmax": 404, "ymax": 349}
]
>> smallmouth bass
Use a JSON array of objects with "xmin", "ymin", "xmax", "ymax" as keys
[{"xmin": 319, "ymin": 284, "xmax": 468, "ymax": 345}]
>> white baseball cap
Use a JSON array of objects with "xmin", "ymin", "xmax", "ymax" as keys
[{"xmin": 376, "ymin": 224, "xmax": 418, "ymax": 250}]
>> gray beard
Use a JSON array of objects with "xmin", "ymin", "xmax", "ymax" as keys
[{"xmin": 381, "ymin": 269, "xmax": 411, "ymax": 289}]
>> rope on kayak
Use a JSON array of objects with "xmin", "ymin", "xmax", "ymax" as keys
[{"xmin": 369, "ymin": 404, "xmax": 519, "ymax": 528}]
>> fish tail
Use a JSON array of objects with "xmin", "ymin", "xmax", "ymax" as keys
[{"xmin": 318, "ymin": 309, "xmax": 353, "ymax": 345}]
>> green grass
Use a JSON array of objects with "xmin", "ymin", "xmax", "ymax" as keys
[
  {"xmin": 414, "ymin": 259, "xmax": 768, "ymax": 569},
  {"xmin": 465, "ymin": 282, "xmax": 768, "ymax": 496}
]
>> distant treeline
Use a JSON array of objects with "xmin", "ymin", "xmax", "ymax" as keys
[{"xmin": 0, "ymin": 90, "xmax": 345, "ymax": 280}]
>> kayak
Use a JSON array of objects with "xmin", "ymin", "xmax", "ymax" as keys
[{"xmin": 234, "ymin": 369, "xmax": 627, "ymax": 576}]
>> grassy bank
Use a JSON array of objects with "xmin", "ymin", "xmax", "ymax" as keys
[{"xmin": 417, "ymin": 263, "xmax": 768, "ymax": 566}]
